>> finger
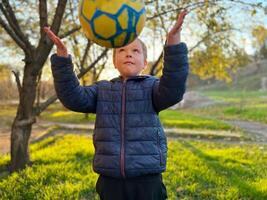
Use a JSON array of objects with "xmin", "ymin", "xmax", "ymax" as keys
[
  {"xmin": 174, "ymin": 20, "xmax": 184, "ymax": 31},
  {"xmin": 44, "ymin": 29, "xmax": 57, "ymax": 39},
  {"xmin": 181, "ymin": 9, "xmax": 188, "ymax": 17},
  {"xmin": 54, "ymin": 38, "xmax": 67, "ymax": 52},
  {"xmin": 178, "ymin": 10, "xmax": 187, "ymax": 23},
  {"xmin": 43, "ymin": 27, "xmax": 53, "ymax": 36},
  {"xmin": 49, "ymin": 35, "xmax": 59, "ymax": 45},
  {"xmin": 52, "ymin": 36, "xmax": 64, "ymax": 46},
  {"xmin": 43, "ymin": 27, "xmax": 66, "ymax": 50},
  {"xmin": 44, "ymin": 28, "xmax": 62, "ymax": 46},
  {"xmin": 43, "ymin": 27, "xmax": 58, "ymax": 40},
  {"xmin": 174, "ymin": 10, "xmax": 187, "ymax": 30}
]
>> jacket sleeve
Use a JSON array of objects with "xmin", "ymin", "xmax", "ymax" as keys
[
  {"xmin": 152, "ymin": 42, "xmax": 189, "ymax": 113},
  {"xmin": 50, "ymin": 54, "xmax": 97, "ymax": 113}
]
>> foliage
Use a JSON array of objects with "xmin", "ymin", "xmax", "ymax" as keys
[
  {"xmin": 0, "ymin": 135, "xmax": 98, "ymax": 200},
  {"xmin": 252, "ymin": 25, "xmax": 267, "ymax": 59},
  {"xmin": 40, "ymin": 110, "xmax": 96, "ymax": 124},
  {"xmin": 165, "ymin": 140, "xmax": 267, "ymax": 199},
  {"xmin": 159, "ymin": 110, "xmax": 233, "ymax": 130},
  {"xmin": 0, "ymin": 135, "xmax": 266, "ymax": 199},
  {"xmin": 191, "ymin": 90, "xmax": 267, "ymax": 124},
  {"xmin": 190, "ymin": 43, "xmax": 250, "ymax": 82}
]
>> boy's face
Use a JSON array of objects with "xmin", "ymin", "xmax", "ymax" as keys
[{"xmin": 113, "ymin": 39, "xmax": 147, "ymax": 80}]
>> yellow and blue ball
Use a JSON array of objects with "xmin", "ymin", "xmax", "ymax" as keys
[{"xmin": 79, "ymin": 0, "xmax": 146, "ymax": 48}]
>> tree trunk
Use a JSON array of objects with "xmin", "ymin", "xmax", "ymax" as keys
[
  {"xmin": 10, "ymin": 63, "xmax": 38, "ymax": 172},
  {"xmin": 10, "ymin": 118, "xmax": 33, "ymax": 172}
]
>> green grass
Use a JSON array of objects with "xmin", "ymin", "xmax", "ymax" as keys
[
  {"xmin": 166, "ymin": 140, "xmax": 267, "ymax": 199},
  {"xmin": 1, "ymin": 90, "xmax": 266, "ymax": 133},
  {"xmin": 38, "ymin": 103, "xmax": 236, "ymax": 131},
  {"xmin": 1, "ymin": 135, "xmax": 267, "ymax": 199},
  {"xmin": 0, "ymin": 104, "xmax": 17, "ymax": 127},
  {"xmin": 39, "ymin": 102, "xmax": 96, "ymax": 123},
  {"xmin": 0, "ymin": 105, "xmax": 17, "ymax": 117},
  {"xmin": 159, "ymin": 110, "xmax": 234, "ymax": 130},
  {"xmin": 223, "ymin": 106, "xmax": 267, "ymax": 123},
  {"xmin": 187, "ymin": 90, "xmax": 267, "ymax": 124},
  {"xmin": 202, "ymin": 90, "xmax": 267, "ymax": 103},
  {"xmin": 40, "ymin": 110, "xmax": 96, "ymax": 123},
  {"xmin": 0, "ymin": 135, "xmax": 98, "ymax": 200}
]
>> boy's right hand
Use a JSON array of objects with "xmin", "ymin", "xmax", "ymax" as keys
[{"xmin": 43, "ymin": 27, "xmax": 68, "ymax": 58}]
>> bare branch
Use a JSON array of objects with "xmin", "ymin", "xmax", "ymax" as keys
[
  {"xmin": 95, "ymin": 59, "xmax": 107, "ymax": 81},
  {"xmin": 0, "ymin": 0, "xmax": 33, "ymax": 53},
  {"xmin": 58, "ymin": 0, "xmax": 82, "ymax": 38},
  {"xmin": 230, "ymin": 0, "xmax": 263, "ymax": 8},
  {"xmin": 15, "ymin": 118, "xmax": 36, "ymax": 127},
  {"xmin": 77, "ymin": 48, "xmax": 109, "ymax": 78},
  {"xmin": 149, "ymin": 51, "xmax": 163, "ymax": 75},
  {"xmin": 12, "ymin": 70, "xmax": 22, "ymax": 97},
  {"xmin": 147, "ymin": 1, "xmax": 218, "ymax": 21},
  {"xmin": 35, "ymin": 0, "xmax": 68, "ymax": 74},
  {"xmin": 80, "ymin": 40, "xmax": 91, "ymax": 70},
  {"xmin": 59, "ymin": 26, "xmax": 81, "ymax": 39},
  {"xmin": 0, "ymin": 17, "xmax": 27, "ymax": 51},
  {"xmin": 39, "ymin": 0, "xmax": 48, "ymax": 37},
  {"xmin": 34, "ymin": 94, "xmax": 58, "ymax": 116},
  {"xmin": 145, "ymin": 1, "xmax": 155, "ymax": 5},
  {"xmin": 50, "ymin": 0, "xmax": 68, "ymax": 34}
]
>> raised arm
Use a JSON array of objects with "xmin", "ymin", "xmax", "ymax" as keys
[
  {"xmin": 44, "ymin": 27, "xmax": 97, "ymax": 113},
  {"xmin": 153, "ymin": 10, "xmax": 189, "ymax": 112}
]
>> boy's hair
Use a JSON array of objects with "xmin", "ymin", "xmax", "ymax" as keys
[{"xmin": 113, "ymin": 38, "xmax": 147, "ymax": 61}]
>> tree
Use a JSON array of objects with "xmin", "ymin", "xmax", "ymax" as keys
[
  {"xmin": 0, "ymin": 0, "xmax": 108, "ymax": 172},
  {"xmin": 190, "ymin": 43, "xmax": 250, "ymax": 82},
  {"xmin": 252, "ymin": 25, "xmax": 267, "ymax": 59},
  {"xmin": 146, "ymin": 0, "xmax": 263, "ymax": 81},
  {"xmin": 0, "ymin": 0, "xmax": 68, "ymax": 172}
]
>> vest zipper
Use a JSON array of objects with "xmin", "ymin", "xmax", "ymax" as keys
[
  {"xmin": 157, "ymin": 130, "xmax": 163, "ymax": 165},
  {"xmin": 120, "ymin": 80, "xmax": 127, "ymax": 178}
]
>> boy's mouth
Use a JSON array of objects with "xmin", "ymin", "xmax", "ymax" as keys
[{"xmin": 124, "ymin": 61, "xmax": 134, "ymax": 65}]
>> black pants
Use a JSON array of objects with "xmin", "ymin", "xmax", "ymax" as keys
[{"xmin": 96, "ymin": 173, "xmax": 168, "ymax": 200}]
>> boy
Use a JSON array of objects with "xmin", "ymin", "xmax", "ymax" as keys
[{"xmin": 44, "ymin": 10, "xmax": 188, "ymax": 200}]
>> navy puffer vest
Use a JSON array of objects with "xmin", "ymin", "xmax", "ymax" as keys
[{"xmin": 93, "ymin": 76, "xmax": 167, "ymax": 178}]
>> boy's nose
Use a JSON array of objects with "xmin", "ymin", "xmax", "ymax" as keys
[{"xmin": 126, "ymin": 54, "xmax": 132, "ymax": 58}]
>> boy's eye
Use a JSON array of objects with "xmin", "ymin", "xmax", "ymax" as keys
[
  {"xmin": 133, "ymin": 49, "xmax": 139, "ymax": 52},
  {"xmin": 118, "ymin": 49, "xmax": 124, "ymax": 52}
]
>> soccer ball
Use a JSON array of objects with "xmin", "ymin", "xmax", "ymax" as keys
[{"xmin": 79, "ymin": 0, "xmax": 146, "ymax": 48}]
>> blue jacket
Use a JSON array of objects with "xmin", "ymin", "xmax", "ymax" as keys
[{"xmin": 51, "ymin": 42, "xmax": 189, "ymax": 178}]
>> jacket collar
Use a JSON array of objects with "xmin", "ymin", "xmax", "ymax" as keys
[{"xmin": 110, "ymin": 75, "xmax": 151, "ymax": 82}]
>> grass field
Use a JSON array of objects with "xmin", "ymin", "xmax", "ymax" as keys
[
  {"xmin": 0, "ymin": 90, "xmax": 266, "ymax": 199},
  {"xmin": 172, "ymin": 90, "xmax": 267, "ymax": 126},
  {"xmin": 40, "ymin": 108, "xmax": 234, "ymax": 130},
  {"xmin": 199, "ymin": 90, "xmax": 267, "ymax": 123},
  {"xmin": 1, "ymin": 90, "xmax": 265, "ymax": 129},
  {"xmin": 0, "ymin": 135, "xmax": 266, "ymax": 200}
]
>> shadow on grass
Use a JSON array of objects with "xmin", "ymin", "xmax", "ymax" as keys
[
  {"xmin": 180, "ymin": 141, "xmax": 266, "ymax": 199},
  {"xmin": 0, "ymin": 146, "xmax": 98, "ymax": 199},
  {"xmin": 31, "ymin": 134, "xmax": 64, "ymax": 151},
  {"xmin": 31, "ymin": 150, "xmax": 94, "ymax": 166}
]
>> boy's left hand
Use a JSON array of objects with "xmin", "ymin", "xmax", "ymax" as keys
[{"xmin": 167, "ymin": 10, "xmax": 188, "ymax": 45}]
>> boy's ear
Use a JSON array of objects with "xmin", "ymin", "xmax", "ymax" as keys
[
  {"xmin": 143, "ymin": 59, "xmax": 148, "ymax": 69},
  {"xmin": 113, "ymin": 58, "xmax": 117, "ymax": 69},
  {"xmin": 113, "ymin": 49, "xmax": 117, "ymax": 68}
]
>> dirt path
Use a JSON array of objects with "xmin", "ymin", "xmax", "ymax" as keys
[
  {"xmin": 225, "ymin": 120, "xmax": 267, "ymax": 142},
  {"xmin": 0, "ymin": 120, "xmax": 95, "ymax": 155},
  {"xmin": 1, "ymin": 119, "xmax": 267, "ymax": 155}
]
